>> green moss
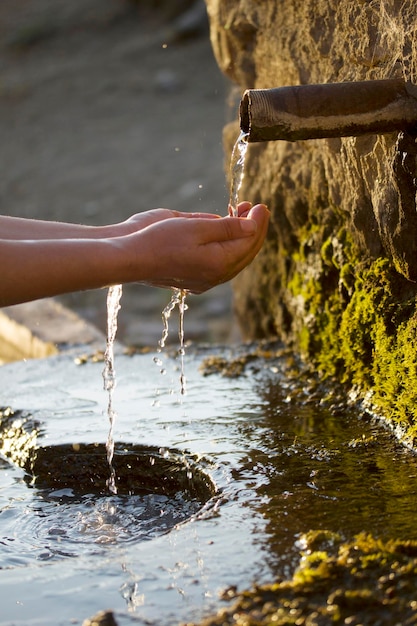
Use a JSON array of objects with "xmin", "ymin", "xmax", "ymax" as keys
[
  {"xmin": 336, "ymin": 259, "xmax": 417, "ymax": 439},
  {"xmin": 283, "ymin": 219, "xmax": 417, "ymax": 443},
  {"xmin": 372, "ymin": 312, "xmax": 417, "ymax": 444},
  {"xmin": 338, "ymin": 258, "xmax": 392, "ymax": 387},
  {"xmin": 191, "ymin": 531, "xmax": 417, "ymax": 625},
  {"xmin": 286, "ymin": 226, "xmax": 354, "ymax": 377}
]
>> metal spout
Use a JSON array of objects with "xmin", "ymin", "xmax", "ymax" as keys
[{"xmin": 240, "ymin": 79, "xmax": 417, "ymax": 142}]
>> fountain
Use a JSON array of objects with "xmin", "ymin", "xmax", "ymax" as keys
[{"xmin": 2, "ymin": 78, "xmax": 417, "ymax": 621}]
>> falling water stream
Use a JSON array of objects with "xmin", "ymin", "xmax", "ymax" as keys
[
  {"xmin": 228, "ymin": 130, "xmax": 249, "ymax": 216},
  {"xmin": 102, "ymin": 284, "xmax": 123, "ymax": 495},
  {"xmin": 102, "ymin": 285, "xmax": 189, "ymax": 493},
  {"xmin": 101, "ymin": 133, "xmax": 247, "ymax": 491},
  {"xmin": 153, "ymin": 287, "xmax": 188, "ymax": 396}
]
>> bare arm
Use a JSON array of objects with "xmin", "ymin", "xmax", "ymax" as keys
[
  {"xmin": 0, "ymin": 209, "xmax": 223, "ymax": 241},
  {"xmin": 0, "ymin": 237, "xmax": 122, "ymax": 306},
  {"xmin": 0, "ymin": 215, "xmax": 114, "ymax": 240},
  {"xmin": 0, "ymin": 203, "xmax": 269, "ymax": 307},
  {"xmin": 0, "ymin": 211, "xmax": 184, "ymax": 240}
]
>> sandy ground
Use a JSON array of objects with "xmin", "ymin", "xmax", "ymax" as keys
[{"xmin": 0, "ymin": 0, "xmax": 241, "ymax": 348}]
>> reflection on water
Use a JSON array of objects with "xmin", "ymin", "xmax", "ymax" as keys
[
  {"xmin": 1, "ymin": 343, "xmax": 417, "ymax": 625},
  {"xmin": 239, "ymin": 374, "xmax": 417, "ymax": 576}
]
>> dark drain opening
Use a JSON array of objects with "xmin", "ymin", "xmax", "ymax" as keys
[
  {"xmin": 0, "ymin": 409, "xmax": 219, "ymax": 557},
  {"xmin": 0, "ymin": 407, "xmax": 216, "ymax": 504},
  {"xmin": 25, "ymin": 442, "xmax": 216, "ymax": 501}
]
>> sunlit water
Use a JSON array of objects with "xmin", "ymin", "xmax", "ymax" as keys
[
  {"xmin": 2, "ymin": 345, "xmax": 417, "ymax": 625},
  {"xmin": 102, "ymin": 286, "xmax": 187, "ymax": 498},
  {"xmin": 229, "ymin": 131, "xmax": 249, "ymax": 216},
  {"xmin": 153, "ymin": 288, "xmax": 188, "ymax": 396},
  {"xmin": 103, "ymin": 284, "xmax": 123, "ymax": 494}
]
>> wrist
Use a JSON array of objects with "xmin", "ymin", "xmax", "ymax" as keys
[
  {"xmin": 86, "ymin": 223, "xmax": 124, "ymax": 239},
  {"xmin": 105, "ymin": 232, "xmax": 146, "ymax": 286}
]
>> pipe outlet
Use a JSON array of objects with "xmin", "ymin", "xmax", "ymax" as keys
[{"xmin": 240, "ymin": 79, "xmax": 417, "ymax": 142}]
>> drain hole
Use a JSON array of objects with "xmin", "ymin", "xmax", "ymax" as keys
[
  {"xmin": 25, "ymin": 442, "xmax": 215, "ymax": 501},
  {"xmin": 0, "ymin": 439, "xmax": 217, "ymax": 563}
]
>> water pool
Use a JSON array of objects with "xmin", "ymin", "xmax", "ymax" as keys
[{"xmin": 1, "ymin": 344, "xmax": 417, "ymax": 625}]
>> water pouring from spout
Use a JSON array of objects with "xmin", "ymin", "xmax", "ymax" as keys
[{"xmin": 228, "ymin": 130, "xmax": 249, "ymax": 217}]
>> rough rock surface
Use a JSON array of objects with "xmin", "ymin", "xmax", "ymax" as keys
[{"xmin": 205, "ymin": 0, "xmax": 417, "ymax": 442}]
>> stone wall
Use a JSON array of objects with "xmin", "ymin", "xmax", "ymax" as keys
[{"xmin": 205, "ymin": 0, "xmax": 417, "ymax": 443}]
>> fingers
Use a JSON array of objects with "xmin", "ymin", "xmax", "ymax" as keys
[
  {"xmin": 131, "ymin": 203, "xmax": 270, "ymax": 293},
  {"xmin": 228, "ymin": 201, "xmax": 252, "ymax": 217},
  {"xmin": 201, "ymin": 204, "xmax": 269, "ymax": 244},
  {"xmin": 247, "ymin": 203, "xmax": 270, "ymax": 222},
  {"xmin": 236, "ymin": 201, "xmax": 253, "ymax": 217},
  {"xmin": 181, "ymin": 212, "xmax": 221, "ymax": 220},
  {"xmin": 199, "ymin": 215, "xmax": 255, "ymax": 244},
  {"xmin": 246, "ymin": 203, "xmax": 270, "ymax": 253}
]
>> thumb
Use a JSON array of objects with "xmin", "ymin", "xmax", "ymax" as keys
[{"xmin": 204, "ymin": 216, "xmax": 257, "ymax": 243}]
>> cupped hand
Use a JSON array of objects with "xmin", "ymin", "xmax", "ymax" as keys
[
  {"xmin": 117, "ymin": 209, "xmax": 180, "ymax": 235},
  {"xmin": 126, "ymin": 202, "xmax": 270, "ymax": 293},
  {"xmin": 118, "ymin": 208, "xmax": 220, "ymax": 236},
  {"xmin": 228, "ymin": 200, "xmax": 253, "ymax": 218}
]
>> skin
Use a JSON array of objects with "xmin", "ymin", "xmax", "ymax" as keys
[{"xmin": 0, "ymin": 201, "xmax": 269, "ymax": 307}]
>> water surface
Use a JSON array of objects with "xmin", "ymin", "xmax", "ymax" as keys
[{"xmin": 1, "ymin": 345, "xmax": 417, "ymax": 625}]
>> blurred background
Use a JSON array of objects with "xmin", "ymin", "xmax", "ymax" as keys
[{"xmin": 0, "ymin": 0, "xmax": 241, "ymax": 347}]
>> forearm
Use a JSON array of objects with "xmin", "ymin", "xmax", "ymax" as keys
[
  {"xmin": 0, "ymin": 215, "xmax": 119, "ymax": 240},
  {"xmin": 0, "ymin": 237, "xmax": 134, "ymax": 306},
  {"xmin": 0, "ymin": 204, "xmax": 270, "ymax": 306}
]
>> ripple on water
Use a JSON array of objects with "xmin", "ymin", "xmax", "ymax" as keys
[
  {"xmin": 0, "ymin": 442, "xmax": 216, "ymax": 568},
  {"xmin": 3, "ymin": 347, "xmax": 417, "ymax": 625}
]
